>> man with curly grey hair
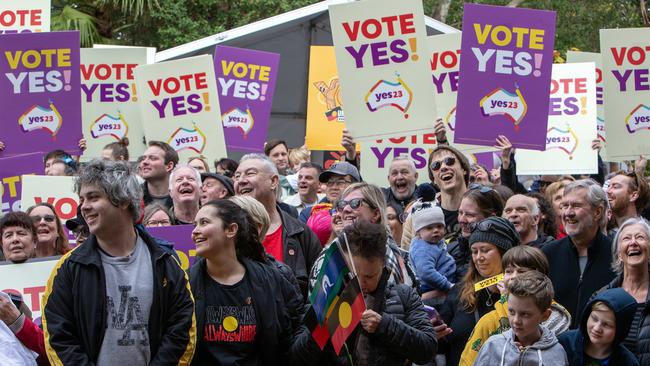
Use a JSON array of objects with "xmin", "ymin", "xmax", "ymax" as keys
[{"xmin": 42, "ymin": 159, "xmax": 196, "ymax": 365}]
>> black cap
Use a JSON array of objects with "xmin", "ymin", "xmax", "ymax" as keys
[
  {"xmin": 469, "ymin": 216, "xmax": 520, "ymax": 252},
  {"xmin": 201, "ymin": 173, "xmax": 235, "ymax": 197},
  {"xmin": 65, "ymin": 209, "xmax": 87, "ymax": 232},
  {"xmin": 319, "ymin": 162, "xmax": 361, "ymax": 183}
]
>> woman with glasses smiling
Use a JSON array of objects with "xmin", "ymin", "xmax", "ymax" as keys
[
  {"xmin": 26, "ymin": 203, "xmax": 70, "ymax": 258},
  {"xmin": 307, "ymin": 182, "xmax": 419, "ymax": 296}
]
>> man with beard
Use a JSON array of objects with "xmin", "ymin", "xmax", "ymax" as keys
[
  {"xmin": 383, "ymin": 156, "xmax": 421, "ymax": 210},
  {"xmin": 234, "ymin": 154, "xmax": 321, "ymax": 298},
  {"xmin": 283, "ymin": 162, "xmax": 324, "ymax": 214},
  {"xmin": 139, "ymin": 141, "xmax": 178, "ymax": 210},
  {"xmin": 169, "ymin": 165, "xmax": 201, "ymax": 225},
  {"xmin": 606, "ymin": 171, "xmax": 650, "ymax": 230},
  {"xmin": 542, "ymin": 180, "xmax": 616, "ymax": 328},
  {"xmin": 503, "ymin": 194, "xmax": 554, "ymax": 249}
]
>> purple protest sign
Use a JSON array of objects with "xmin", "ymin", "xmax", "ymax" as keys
[
  {"xmin": 0, "ymin": 31, "xmax": 82, "ymax": 157},
  {"xmin": 146, "ymin": 224, "xmax": 196, "ymax": 270},
  {"xmin": 454, "ymin": 4, "xmax": 556, "ymax": 150},
  {"xmin": 214, "ymin": 46, "xmax": 280, "ymax": 153},
  {"xmin": 0, "ymin": 152, "xmax": 43, "ymax": 215}
]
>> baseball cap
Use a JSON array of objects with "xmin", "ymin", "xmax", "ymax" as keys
[
  {"xmin": 65, "ymin": 210, "xmax": 88, "ymax": 232},
  {"xmin": 319, "ymin": 162, "xmax": 361, "ymax": 183},
  {"xmin": 201, "ymin": 173, "xmax": 235, "ymax": 197}
]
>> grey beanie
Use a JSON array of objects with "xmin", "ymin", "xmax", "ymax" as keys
[
  {"xmin": 468, "ymin": 216, "xmax": 520, "ymax": 253},
  {"xmin": 412, "ymin": 202, "xmax": 445, "ymax": 233}
]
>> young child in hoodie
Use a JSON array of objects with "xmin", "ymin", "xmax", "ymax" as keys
[
  {"xmin": 460, "ymin": 245, "xmax": 571, "ymax": 366},
  {"xmin": 557, "ymin": 288, "xmax": 640, "ymax": 366},
  {"xmin": 474, "ymin": 270, "xmax": 568, "ymax": 365},
  {"xmin": 409, "ymin": 202, "xmax": 456, "ymax": 305}
]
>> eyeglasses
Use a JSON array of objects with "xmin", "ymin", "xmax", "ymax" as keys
[
  {"xmin": 146, "ymin": 219, "xmax": 172, "ymax": 227},
  {"xmin": 326, "ymin": 179, "xmax": 352, "ymax": 188},
  {"xmin": 335, "ymin": 198, "xmax": 371, "ymax": 211},
  {"xmin": 468, "ymin": 183, "xmax": 494, "ymax": 193},
  {"xmin": 430, "ymin": 156, "xmax": 456, "ymax": 172},
  {"xmin": 72, "ymin": 227, "xmax": 89, "ymax": 238},
  {"xmin": 30, "ymin": 215, "xmax": 56, "ymax": 223}
]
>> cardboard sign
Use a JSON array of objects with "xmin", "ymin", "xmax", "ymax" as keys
[
  {"xmin": 0, "ymin": 152, "xmax": 43, "ymax": 215},
  {"xmin": 516, "ymin": 63, "xmax": 598, "ymax": 175},
  {"xmin": 0, "ymin": 258, "xmax": 59, "ymax": 320},
  {"xmin": 429, "ymin": 33, "xmax": 494, "ymax": 154},
  {"xmin": 146, "ymin": 225, "xmax": 196, "ymax": 270},
  {"xmin": 566, "ymin": 51, "xmax": 608, "ymax": 160},
  {"xmin": 600, "ymin": 28, "xmax": 650, "ymax": 161},
  {"xmin": 214, "ymin": 45, "xmax": 280, "ymax": 153},
  {"xmin": 134, "ymin": 55, "xmax": 227, "ymax": 162},
  {"xmin": 305, "ymin": 46, "xmax": 349, "ymax": 151},
  {"xmin": 0, "ymin": 0, "xmax": 50, "ymax": 33},
  {"xmin": 80, "ymin": 48, "xmax": 148, "ymax": 161},
  {"xmin": 360, "ymin": 132, "xmax": 437, "ymax": 186},
  {"xmin": 21, "ymin": 175, "xmax": 77, "ymax": 223},
  {"xmin": 0, "ymin": 31, "xmax": 83, "ymax": 157},
  {"xmin": 454, "ymin": 4, "xmax": 556, "ymax": 150},
  {"xmin": 329, "ymin": 0, "xmax": 437, "ymax": 140}
]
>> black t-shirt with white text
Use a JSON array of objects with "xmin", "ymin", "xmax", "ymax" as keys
[{"xmin": 196, "ymin": 272, "xmax": 259, "ymax": 366}]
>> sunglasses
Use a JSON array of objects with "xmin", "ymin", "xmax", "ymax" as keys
[
  {"xmin": 430, "ymin": 156, "xmax": 456, "ymax": 172},
  {"xmin": 335, "ymin": 198, "xmax": 371, "ymax": 211},
  {"xmin": 30, "ymin": 214, "xmax": 56, "ymax": 223},
  {"xmin": 470, "ymin": 220, "xmax": 516, "ymax": 242},
  {"xmin": 468, "ymin": 183, "xmax": 494, "ymax": 193}
]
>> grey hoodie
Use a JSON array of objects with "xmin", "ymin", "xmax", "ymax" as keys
[{"xmin": 474, "ymin": 325, "xmax": 568, "ymax": 366}]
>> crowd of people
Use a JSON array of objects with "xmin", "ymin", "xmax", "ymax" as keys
[{"xmin": 1, "ymin": 119, "xmax": 650, "ymax": 366}]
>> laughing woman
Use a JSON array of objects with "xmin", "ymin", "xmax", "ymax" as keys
[
  {"xmin": 592, "ymin": 217, "xmax": 650, "ymax": 364},
  {"xmin": 189, "ymin": 199, "xmax": 301, "ymax": 365},
  {"xmin": 26, "ymin": 203, "xmax": 70, "ymax": 257}
]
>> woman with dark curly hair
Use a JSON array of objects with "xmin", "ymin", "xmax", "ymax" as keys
[{"xmin": 527, "ymin": 191, "xmax": 558, "ymax": 240}]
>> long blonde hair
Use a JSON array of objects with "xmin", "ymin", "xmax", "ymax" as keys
[{"xmin": 459, "ymin": 247, "xmax": 504, "ymax": 312}]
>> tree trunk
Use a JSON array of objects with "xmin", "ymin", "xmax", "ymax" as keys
[
  {"xmin": 433, "ymin": 0, "xmax": 452, "ymax": 22},
  {"xmin": 641, "ymin": 0, "xmax": 649, "ymax": 26},
  {"xmin": 507, "ymin": 0, "xmax": 526, "ymax": 7}
]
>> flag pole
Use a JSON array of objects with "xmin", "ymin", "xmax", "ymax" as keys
[{"xmin": 342, "ymin": 232, "xmax": 364, "ymax": 298}]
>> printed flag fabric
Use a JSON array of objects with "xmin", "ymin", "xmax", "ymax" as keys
[
  {"xmin": 326, "ymin": 277, "xmax": 366, "ymax": 355},
  {"xmin": 309, "ymin": 243, "xmax": 350, "ymax": 324}
]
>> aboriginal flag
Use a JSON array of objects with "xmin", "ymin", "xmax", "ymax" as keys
[
  {"xmin": 304, "ymin": 306, "xmax": 330, "ymax": 350},
  {"xmin": 309, "ymin": 243, "xmax": 350, "ymax": 324},
  {"xmin": 326, "ymin": 277, "xmax": 366, "ymax": 355}
]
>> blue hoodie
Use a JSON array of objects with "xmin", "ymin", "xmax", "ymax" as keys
[{"xmin": 557, "ymin": 288, "xmax": 639, "ymax": 366}]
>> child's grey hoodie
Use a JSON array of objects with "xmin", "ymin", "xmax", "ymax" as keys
[{"xmin": 474, "ymin": 325, "xmax": 568, "ymax": 366}]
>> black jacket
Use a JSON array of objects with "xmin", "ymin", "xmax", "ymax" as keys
[
  {"xmin": 439, "ymin": 281, "xmax": 501, "ymax": 366},
  {"xmin": 558, "ymin": 288, "xmax": 639, "ymax": 366},
  {"xmin": 190, "ymin": 257, "xmax": 304, "ymax": 365},
  {"xmin": 42, "ymin": 226, "xmax": 196, "ymax": 365},
  {"xmin": 542, "ymin": 231, "xmax": 616, "ymax": 328},
  {"xmin": 594, "ymin": 275, "xmax": 650, "ymax": 364},
  {"xmin": 292, "ymin": 270, "xmax": 436, "ymax": 365},
  {"xmin": 142, "ymin": 182, "xmax": 174, "ymax": 210},
  {"xmin": 278, "ymin": 206, "xmax": 322, "ymax": 299},
  {"xmin": 447, "ymin": 234, "xmax": 471, "ymax": 282},
  {"xmin": 525, "ymin": 233, "xmax": 555, "ymax": 250}
]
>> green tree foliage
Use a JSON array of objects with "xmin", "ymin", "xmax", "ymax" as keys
[{"xmin": 54, "ymin": 0, "xmax": 648, "ymax": 52}]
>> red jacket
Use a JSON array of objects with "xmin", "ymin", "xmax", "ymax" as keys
[{"xmin": 15, "ymin": 316, "xmax": 48, "ymax": 366}]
